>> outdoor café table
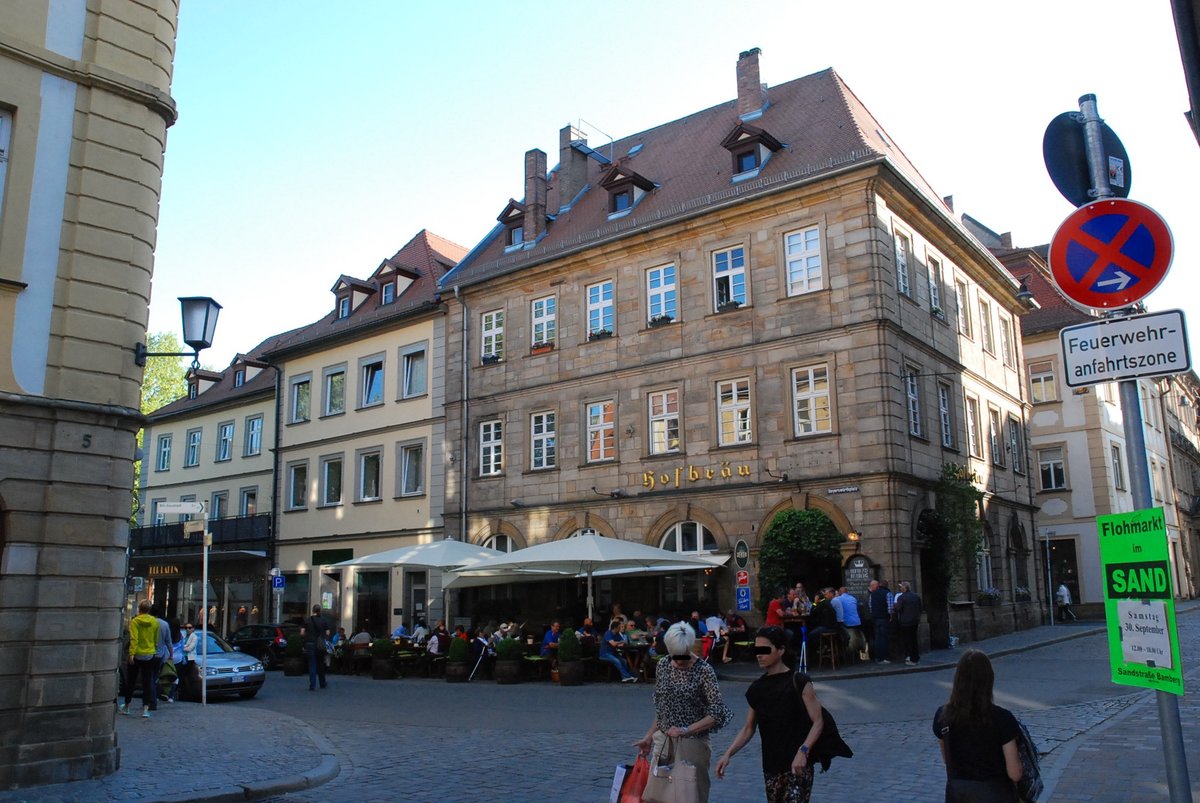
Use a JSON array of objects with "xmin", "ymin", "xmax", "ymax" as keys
[{"xmin": 618, "ymin": 641, "xmax": 650, "ymax": 678}]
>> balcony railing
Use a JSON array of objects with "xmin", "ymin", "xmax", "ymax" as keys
[{"xmin": 130, "ymin": 513, "xmax": 272, "ymax": 552}]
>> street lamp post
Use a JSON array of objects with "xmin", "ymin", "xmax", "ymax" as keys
[{"xmin": 134, "ymin": 297, "xmax": 221, "ymax": 369}]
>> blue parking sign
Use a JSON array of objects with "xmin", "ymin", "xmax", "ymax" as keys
[
  {"xmin": 271, "ymin": 575, "xmax": 285, "ymax": 590},
  {"xmin": 735, "ymin": 587, "xmax": 752, "ymax": 612}
]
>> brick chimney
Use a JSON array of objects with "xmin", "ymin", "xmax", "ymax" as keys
[
  {"xmin": 524, "ymin": 148, "xmax": 547, "ymax": 243},
  {"xmin": 736, "ymin": 47, "xmax": 767, "ymax": 119},
  {"xmin": 558, "ymin": 125, "xmax": 589, "ymax": 211}
]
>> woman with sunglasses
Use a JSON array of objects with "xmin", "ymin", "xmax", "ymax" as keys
[
  {"xmin": 716, "ymin": 626, "xmax": 848, "ymax": 803},
  {"xmin": 633, "ymin": 622, "xmax": 732, "ymax": 801}
]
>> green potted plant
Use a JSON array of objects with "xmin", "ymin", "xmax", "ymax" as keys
[
  {"xmin": 444, "ymin": 636, "xmax": 471, "ymax": 683},
  {"xmin": 493, "ymin": 637, "xmax": 524, "ymax": 685},
  {"xmin": 557, "ymin": 627, "xmax": 584, "ymax": 686},
  {"xmin": 283, "ymin": 636, "xmax": 307, "ymax": 676},
  {"xmin": 370, "ymin": 638, "xmax": 396, "ymax": 679}
]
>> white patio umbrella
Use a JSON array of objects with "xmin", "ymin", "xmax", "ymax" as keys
[{"xmin": 449, "ymin": 534, "xmax": 724, "ymax": 621}]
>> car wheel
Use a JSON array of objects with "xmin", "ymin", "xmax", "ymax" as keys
[
  {"xmin": 238, "ymin": 689, "xmax": 258, "ymax": 699},
  {"xmin": 261, "ymin": 650, "xmax": 276, "ymax": 670}
]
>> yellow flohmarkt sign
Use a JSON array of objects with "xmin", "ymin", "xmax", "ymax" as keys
[{"xmin": 1097, "ymin": 507, "xmax": 1184, "ymax": 695}]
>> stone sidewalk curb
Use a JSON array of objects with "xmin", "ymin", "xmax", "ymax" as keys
[{"xmin": 192, "ymin": 719, "xmax": 340, "ymax": 803}]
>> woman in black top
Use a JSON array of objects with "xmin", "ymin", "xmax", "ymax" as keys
[
  {"xmin": 933, "ymin": 649, "xmax": 1023, "ymax": 802},
  {"xmin": 716, "ymin": 626, "xmax": 848, "ymax": 803}
]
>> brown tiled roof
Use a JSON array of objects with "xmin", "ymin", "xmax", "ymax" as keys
[
  {"xmin": 994, "ymin": 244, "xmax": 1094, "ymax": 336},
  {"xmin": 147, "ymin": 330, "xmax": 292, "ymax": 420},
  {"xmin": 442, "ymin": 68, "xmax": 946, "ymax": 289},
  {"xmin": 263, "ymin": 229, "xmax": 466, "ymax": 360}
]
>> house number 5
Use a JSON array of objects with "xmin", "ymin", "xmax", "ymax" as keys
[{"xmin": 82, "ymin": 434, "xmax": 92, "ymax": 448}]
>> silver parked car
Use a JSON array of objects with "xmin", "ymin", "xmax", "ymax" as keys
[{"xmin": 180, "ymin": 632, "xmax": 266, "ymax": 700}]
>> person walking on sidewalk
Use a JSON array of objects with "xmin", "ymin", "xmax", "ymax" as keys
[
  {"xmin": 119, "ymin": 599, "xmax": 161, "ymax": 718},
  {"xmin": 716, "ymin": 626, "xmax": 852, "ymax": 803},
  {"xmin": 933, "ymin": 649, "xmax": 1023, "ymax": 801},
  {"xmin": 300, "ymin": 604, "xmax": 331, "ymax": 691},
  {"xmin": 1056, "ymin": 582, "xmax": 1077, "ymax": 621},
  {"xmin": 894, "ymin": 581, "xmax": 923, "ymax": 666}
]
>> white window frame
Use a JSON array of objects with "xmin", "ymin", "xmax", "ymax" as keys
[
  {"xmin": 360, "ymin": 355, "xmax": 385, "ymax": 408},
  {"xmin": 233, "ymin": 369, "xmax": 244, "ymax": 388},
  {"xmin": 244, "ymin": 414, "xmax": 263, "ymax": 457},
  {"xmin": 713, "ymin": 245, "xmax": 747, "ymax": 309},
  {"xmin": 955, "ymin": 278, "xmax": 972, "ymax": 337},
  {"xmin": 530, "ymin": 411, "xmax": 557, "ymax": 470},
  {"xmin": 988, "ymin": 406, "xmax": 1005, "ymax": 467},
  {"xmin": 151, "ymin": 498, "xmax": 166, "ymax": 526},
  {"xmin": 483, "ymin": 534, "xmax": 515, "ymax": 552},
  {"xmin": 531, "ymin": 296, "xmax": 556, "ymax": 346},
  {"xmin": 482, "ymin": 309, "xmax": 505, "ymax": 359},
  {"xmin": 399, "ymin": 441, "xmax": 425, "ymax": 496},
  {"xmin": 210, "ymin": 491, "xmax": 227, "ymax": 521},
  {"xmin": 381, "ymin": 282, "xmax": 396, "ymax": 304},
  {"xmin": 357, "ymin": 448, "xmax": 382, "ymax": 502},
  {"xmin": 1029, "ymin": 362, "xmax": 1058, "ymax": 403},
  {"xmin": 239, "ymin": 487, "xmax": 257, "ymax": 516},
  {"xmin": 1038, "ymin": 447, "xmax": 1067, "ymax": 491},
  {"xmin": 717, "ymin": 378, "xmax": 753, "ymax": 446},
  {"xmin": 904, "ymin": 365, "xmax": 923, "ymax": 437},
  {"xmin": 1008, "ymin": 415, "xmax": 1025, "ymax": 475},
  {"xmin": 323, "ymin": 365, "xmax": 346, "ymax": 416},
  {"xmin": 401, "ymin": 344, "xmax": 427, "ymax": 398},
  {"xmin": 337, "ymin": 296, "xmax": 350, "ymax": 319},
  {"xmin": 289, "ymin": 375, "xmax": 311, "ymax": 423},
  {"xmin": 286, "ymin": 461, "xmax": 308, "ymax": 510},
  {"xmin": 659, "ymin": 521, "xmax": 718, "ymax": 554},
  {"xmin": 586, "ymin": 280, "xmax": 615, "ymax": 336},
  {"xmin": 480, "ymin": 420, "xmax": 503, "ymax": 476},
  {"xmin": 784, "ymin": 225, "xmax": 823, "ymax": 296},
  {"xmin": 927, "ymin": 254, "xmax": 943, "ymax": 314},
  {"xmin": 965, "ymin": 395, "xmax": 983, "ymax": 459},
  {"xmin": 792, "ymin": 364, "xmax": 832, "ymax": 436},
  {"xmin": 893, "ymin": 229, "xmax": 912, "ymax": 297},
  {"xmin": 587, "ymin": 400, "xmax": 616, "ymax": 462},
  {"xmin": 938, "ymin": 382, "xmax": 956, "ymax": 449},
  {"xmin": 979, "ymin": 298, "xmax": 994, "ymax": 354},
  {"xmin": 156, "ymin": 434, "xmax": 171, "ymax": 471},
  {"xmin": 319, "ymin": 455, "xmax": 343, "ymax": 507},
  {"xmin": 215, "ymin": 421, "xmax": 234, "ymax": 462},
  {"xmin": 1111, "ymin": 443, "xmax": 1125, "ymax": 490},
  {"xmin": 184, "ymin": 428, "xmax": 201, "ymax": 468},
  {"xmin": 646, "ymin": 265, "xmax": 677, "ymax": 322},
  {"xmin": 648, "ymin": 389, "xmax": 681, "ymax": 455},
  {"xmin": 999, "ymin": 315, "xmax": 1016, "ymax": 368}
]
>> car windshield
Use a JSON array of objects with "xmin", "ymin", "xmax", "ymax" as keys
[{"xmin": 198, "ymin": 633, "xmax": 234, "ymax": 654}]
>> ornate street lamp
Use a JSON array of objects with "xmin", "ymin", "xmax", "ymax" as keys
[{"xmin": 134, "ymin": 297, "xmax": 221, "ymax": 369}]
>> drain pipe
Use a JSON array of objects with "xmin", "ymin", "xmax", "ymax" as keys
[{"xmin": 453, "ymin": 285, "xmax": 469, "ymax": 542}]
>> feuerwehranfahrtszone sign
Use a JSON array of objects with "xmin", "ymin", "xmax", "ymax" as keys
[
  {"xmin": 1048, "ymin": 198, "xmax": 1173, "ymax": 310},
  {"xmin": 1097, "ymin": 507, "xmax": 1184, "ymax": 695},
  {"xmin": 1059, "ymin": 309, "xmax": 1190, "ymax": 388}
]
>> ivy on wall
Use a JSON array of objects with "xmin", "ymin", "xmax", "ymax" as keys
[
  {"xmin": 926, "ymin": 462, "xmax": 985, "ymax": 604},
  {"xmin": 757, "ymin": 509, "xmax": 842, "ymax": 609}
]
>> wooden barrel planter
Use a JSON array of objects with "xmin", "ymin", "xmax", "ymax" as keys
[
  {"xmin": 494, "ymin": 659, "xmax": 523, "ymax": 685},
  {"xmin": 558, "ymin": 660, "xmax": 584, "ymax": 686},
  {"xmin": 444, "ymin": 661, "xmax": 470, "ymax": 683}
]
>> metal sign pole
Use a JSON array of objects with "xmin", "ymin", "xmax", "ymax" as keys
[
  {"xmin": 1080, "ymin": 94, "xmax": 1190, "ymax": 801},
  {"xmin": 201, "ymin": 507, "xmax": 209, "ymax": 707}
]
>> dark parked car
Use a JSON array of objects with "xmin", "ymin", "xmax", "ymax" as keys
[
  {"xmin": 228, "ymin": 623, "xmax": 300, "ymax": 670},
  {"xmin": 180, "ymin": 633, "xmax": 266, "ymax": 700}
]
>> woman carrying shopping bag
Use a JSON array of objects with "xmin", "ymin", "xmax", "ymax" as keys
[{"xmin": 633, "ymin": 622, "xmax": 732, "ymax": 802}]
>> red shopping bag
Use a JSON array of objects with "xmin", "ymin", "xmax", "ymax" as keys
[{"xmin": 619, "ymin": 754, "xmax": 650, "ymax": 803}]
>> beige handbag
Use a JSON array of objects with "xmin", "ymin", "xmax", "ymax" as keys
[{"xmin": 641, "ymin": 735, "xmax": 701, "ymax": 803}]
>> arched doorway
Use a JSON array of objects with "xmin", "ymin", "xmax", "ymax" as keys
[
  {"xmin": 916, "ymin": 509, "xmax": 951, "ymax": 649},
  {"xmin": 758, "ymin": 509, "xmax": 843, "ymax": 602}
]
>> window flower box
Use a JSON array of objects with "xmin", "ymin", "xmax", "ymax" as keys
[
  {"xmin": 976, "ymin": 587, "xmax": 1002, "ymax": 606},
  {"xmin": 481, "ymin": 353, "xmax": 501, "ymax": 365},
  {"xmin": 931, "ymin": 306, "xmax": 945, "ymax": 319},
  {"xmin": 530, "ymin": 342, "xmax": 554, "ymax": 355},
  {"xmin": 716, "ymin": 300, "xmax": 742, "ymax": 313},
  {"xmin": 588, "ymin": 329, "xmax": 613, "ymax": 342},
  {"xmin": 648, "ymin": 315, "xmax": 674, "ymax": 328}
]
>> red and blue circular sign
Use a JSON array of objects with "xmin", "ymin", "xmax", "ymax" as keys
[{"xmin": 1048, "ymin": 198, "xmax": 1172, "ymax": 310}]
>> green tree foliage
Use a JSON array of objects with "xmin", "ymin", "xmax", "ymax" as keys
[
  {"xmin": 131, "ymin": 332, "xmax": 190, "ymax": 522},
  {"xmin": 927, "ymin": 463, "xmax": 985, "ymax": 601},
  {"xmin": 757, "ymin": 509, "xmax": 843, "ymax": 609}
]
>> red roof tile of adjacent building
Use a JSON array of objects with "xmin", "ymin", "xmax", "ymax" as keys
[{"xmin": 442, "ymin": 68, "xmax": 947, "ymax": 289}]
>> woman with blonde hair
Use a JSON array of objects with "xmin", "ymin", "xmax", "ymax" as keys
[
  {"xmin": 933, "ymin": 649, "xmax": 1023, "ymax": 802},
  {"xmin": 633, "ymin": 621, "xmax": 732, "ymax": 801}
]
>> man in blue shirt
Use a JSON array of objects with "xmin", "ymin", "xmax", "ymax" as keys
[
  {"xmin": 835, "ymin": 587, "xmax": 865, "ymax": 660},
  {"xmin": 390, "ymin": 622, "xmax": 410, "ymax": 639},
  {"xmin": 598, "ymin": 620, "xmax": 637, "ymax": 682},
  {"xmin": 540, "ymin": 621, "xmax": 561, "ymax": 658}
]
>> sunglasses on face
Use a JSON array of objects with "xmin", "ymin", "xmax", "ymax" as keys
[{"xmin": 753, "ymin": 645, "xmax": 776, "ymax": 655}]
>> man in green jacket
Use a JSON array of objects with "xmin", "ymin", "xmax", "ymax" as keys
[{"xmin": 119, "ymin": 599, "xmax": 162, "ymax": 718}]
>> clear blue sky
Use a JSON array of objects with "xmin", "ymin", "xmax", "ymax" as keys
[{"xmin": 149, "ymin": 1, "xmax": 1200, "ymax": 366}]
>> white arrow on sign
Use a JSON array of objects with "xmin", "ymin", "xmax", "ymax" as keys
[
  {"xmin": 1096, "ymin": 271, "xmax": 1132, "ymax": 291},
  {"xmin": 157, "ymin": 501, "xmax": 205, "ymax": 515}
]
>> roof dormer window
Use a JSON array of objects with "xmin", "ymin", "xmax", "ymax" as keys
[
  {"xmin": 508, "ymin": 225, "xmax": 524, "ymax": 247},
  {"xmin": 337, "ymin": 297, "xmax": 351, "ymax": 319},
  {"xmin": 599, "ymin": 165, "xmax": 656, "ymax": 220},
  {"xmin": 233, "ymin": 369, "xmax": 245, "ymax": 387},
  {"xmin": 497, "ymin": 200, "xmax": 527, "ymax": 252},
  {"xmin": 381, "ymin": 282, "xmax": 396, "ymax": 305},
  {"xmin": 611, "ymin": 189, "xmax": 632, "ymax": 213},
  {"xmin": 188, "ymin": 382, "xmax": 197, "ymax": 400},
  {"xmin": 721, "ymin": 122, "xmax": 783, "ymax": 182}
]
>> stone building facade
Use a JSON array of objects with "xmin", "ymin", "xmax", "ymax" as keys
[
  {"xmin": 0, "ymin": 1, "xmax": 179, "ymax": 788},
  {"xmin": 439, "ymin": 51, "xmax": 1038, "ymax": 638}
]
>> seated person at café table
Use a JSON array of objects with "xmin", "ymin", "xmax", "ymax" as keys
[
  {"xmin": 410, "ymin": 620, "xmax": 428, "ymax": 644},
  {"xmin": 599, "ymin": 620, "xmax": 638, "ymax": 682},
  {"xmin": 331, "ymin": 627, "xmax": 348, "ymax": 647},
  {"xmin": 624, "ymin": 619, "xmax": 645, "ymax": 641},
  {"xmin": 806, "ymin": 588, "xmax": 841, "ymax": 648},
  {"xmin": 391, "ymin": 622, "xmax": 410, "ymax": 639},
  {"xmin": 576, "ymin": 618, "xmax": 600, "ymax": 641},
  {"xmin": 719, "ymin": 609, "xmax": 748, "ymax": 663},
  {"xmin": 541, "ymin": 621, "xmax": 561, "ymax": 659}
]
